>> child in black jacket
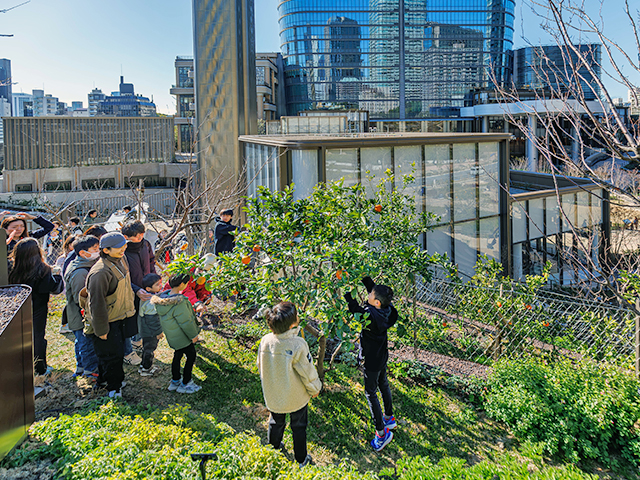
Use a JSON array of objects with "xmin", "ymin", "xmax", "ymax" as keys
[{"xmin": 344, "ymin": 276, "xmax": 398, "ymax": 452}]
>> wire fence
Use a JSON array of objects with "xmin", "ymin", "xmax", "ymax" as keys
[{"xmin": 405, "ymin": 272, "xmax": 637, "ymax": 372}]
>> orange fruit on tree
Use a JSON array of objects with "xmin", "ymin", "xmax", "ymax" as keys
[
  {"xmin": 180, "ymin": 243, "xmax": 188, "ymax": 251},
  {"xmin": 241, "ymin": 255, "xmax": 251, "ymax": 265},
  {"xmin": 196, "ymin": 276, "xmax": 206, "ymax": 285},
  {"xmin": 252, "ymin": 245, "xmax": 261, "ymax": 252},
  {"xmin": 231, "ymin": 289, "xmax": 239, "ymax": 295},
  {"xmin": 496, "ymin": 301, "xmax": 502, "ymax": 308},
  {"xmin": 294, "ymin": 231, "xmax": 301, "ymax": 237},
  {"xmin": 374, "ymin": 204, "xmax": 382, "ymax": 213},
  {"xmin": 336, "ymin": 269, "xmax": 343, "ymax": 280}
]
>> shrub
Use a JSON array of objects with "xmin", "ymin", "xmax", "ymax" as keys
[
  {"xmin": 485, "ymin": 358, "xmax": 640, "ymax": 467},
  {"xmin": 381, "ymin": 443, "xmax": 598, "ymax": 479}
]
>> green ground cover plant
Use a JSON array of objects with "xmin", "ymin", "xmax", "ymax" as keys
[{"xmin": 485, "ymin": 357, "xmax": 640, "ymax": 468}]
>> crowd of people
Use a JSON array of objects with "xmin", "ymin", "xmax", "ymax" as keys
[{"xmin": 2, "ymin": 205, "xmax": 402, "ymax": 461}]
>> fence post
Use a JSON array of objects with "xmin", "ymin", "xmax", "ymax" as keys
[{"xmin": 636, "ymin": 299, "xmax": 640, "ymax": 379}]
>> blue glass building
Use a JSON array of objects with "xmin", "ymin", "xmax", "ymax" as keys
[{"xmin": 279, "ymin": 0, "xmax": 515, "ymax": 119}]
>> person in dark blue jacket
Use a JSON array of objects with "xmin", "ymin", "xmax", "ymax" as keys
[
  {"xmin": 214, "ymin": 209, "xmax": 238, "ymax": 255},
  {"xmin": 2, "ymin": 213, "xmax": 54, "ymax": 253},
  {"xmin": 344, "ymin": 276, "xmax": 398, "ymax": 452}
]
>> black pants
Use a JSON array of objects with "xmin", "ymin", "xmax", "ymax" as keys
[
  {"xmin": 364, "ymin": 364, "xmax": 393, "ymax": 432},
  {"xmin": 141, "ymin": 336, "xmax": 159, "ymax": 369},
  {"xmin": 90, "ymin": 320, "xmax": 125, "ymax": 393},
  {"xmin": 268, "ymin": 405, "xmax": 308, "ymax": 464},
  {"xmin": 33, "ymin": 311, "xmax": 48, "ymax": 375},
  {"xmin": 172, "ymin": 343, "xmax": 196, "ymax": 384}
]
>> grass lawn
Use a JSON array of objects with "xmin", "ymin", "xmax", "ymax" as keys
[{"xmin": 6, "ymin": 296, "xmax": 636, "ymax": 479}]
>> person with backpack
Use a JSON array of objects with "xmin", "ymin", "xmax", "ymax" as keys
[{"xmin": 64, "ymin": 236, "xmax": 101, "ymax": 379}]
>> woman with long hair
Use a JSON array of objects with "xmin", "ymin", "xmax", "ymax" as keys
[
  {"xmin": 9, "ymin": 238, "xmax": 64, "ymax": 376},
  {"xmin": 2, "ymin": 212, "xmax": 54, "ymax": 253}
]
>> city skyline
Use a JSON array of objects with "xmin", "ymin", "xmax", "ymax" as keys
[{"xmin": 0, "ymin": 0, "xmax": 637, "ymax": 115}]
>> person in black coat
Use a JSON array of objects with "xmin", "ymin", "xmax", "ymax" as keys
[
  {"xmin": 121, "ymin": 220, "xmax": 157, "ymax": 364},
  {"xmin": 344, "ymin": 276, "xmax": 398, "ymax": 451},
  {"xmin": 214, "ymin": 209, "xmax": 238, "ymax": 255},
  {"xmin": 2, "ymin": 213, "xmax": 54, "ymax": 253},
  {"xmin": 9, "ymin": 238, "xmax": 64, "ymax": 376}
]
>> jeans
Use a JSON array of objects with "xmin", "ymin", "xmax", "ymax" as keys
[
  {"xmin": 141, "ymin": 336, "xmax": 159, "ymax": 369},
  {"xmin": 124, "ymin": 336, "xmax": 133, "ymax": 356},
  {"xmin": 74, "ymin": 329, "xmax": 99, "ymax": 374},
  {"xmin": 172, "ymin": 343, "xmax": 196, "ymax": 384},
  {"xmin": 268, "ymin": 405, "xmax": 308, "ymax": 464},
  {"xmin": 364, "ymin": 364, "xmax": 393, "ymax": 432},
  {"xmin": 90, "ymin": 320, "xmax": 125, "ymax": 393}
]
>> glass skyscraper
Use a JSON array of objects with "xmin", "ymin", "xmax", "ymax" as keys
[{"xmin": 279, "ymin": 0, "xmax": 515, "ymax": 119}]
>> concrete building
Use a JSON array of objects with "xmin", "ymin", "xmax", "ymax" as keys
[
  {"xmin": 1, "ymin": 116, "xmax": 186, "ymax": 192},
  {"xmin": 170, "ymin": 56, "xmax": 195, "ymax": 152},
  {"xmin": 0, "ymin": 59, "xmax": 12, "ymax": 116},
  {"xmin": 256, "ymin": 52, "xmax": 285, "ymax": 122},
  {"xmin": 240, "ymin": 130, "xmax": 608, "ymax": 285},
  {"xmin": 32, "ymin": 89, "xmax": 59, "ymax": 116},
  {"xmin": 192, "ymin": 0, "xmax": 257, "ymax": 185},
  {"xmin": 88, "ymin": 88, "xmax": 105, "ymax": 116},
  {"xmin": 11, "ymin": 92, "xmax": 33, "ymax": 117}
]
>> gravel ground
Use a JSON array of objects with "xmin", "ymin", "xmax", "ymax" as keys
[{"xmin": 0, "ymin": 286, "xmax": 31, "ymax": 336}]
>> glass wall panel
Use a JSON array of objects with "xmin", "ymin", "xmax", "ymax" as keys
[
  {"xmin": 394, "ymin": 145, "xmax": 423, "ymax": 210},
  {"xmin": 590, "ymin": 189, "xmax": 602, "ymax": 225},
  {"xmin": 427, "ymin": 225, "xmax": 451, "ymax": 259},
  {"xmin": 245, "ymin": 143, "xmax": 256, "ymax": 197},
  {"xmin": 455, "ymin": 220, "xmax": 477, "ymax": 279},
  {"xmin": 452, "ymin": 143, "xmax": 476, "ymax": 222},
  {"xmin": 562, "ymin": 193, "xmax": 576, "ymax": 232},
  {"xmin": 529, "ymin": 198, "xmax": 544, "ymax": 240},
  {"xmin": 479, "ymin": 217, "xmax": 499, "ymax": 261},
  {"xmin": 512, "ymin": 201, "xmax": 526, "ymax": 243},
  {"xmin": 292, "ymin": 150, "xmax": 318, "ymax": 200},
  {"xmin": 424, "ymin": 144, "xmax": 450, "ymax": 224},
  {"xmin": 478, "ymin": 142, "xmax": 500, "ymax": 218},
  {"xmin": 326, "ymin": 148, "xmax": 358, "ymax": 187},
  {"xmin": 546, "ymin": 196, "xmax": 560, "ymax": 235},
  {"xmin": 361, "ymin": 146, "xmax": 392, "ymax": 197},
  {"xmin": 576, "ymin": 191, "xmax": 590, "ymax": 228}
]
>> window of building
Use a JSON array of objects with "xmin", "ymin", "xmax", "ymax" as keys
[
  {"xmin": 15, "ymin": 184, "xmax": 33, "ymax": 192},
  {"xmin": 82, "ymin": 178, "xmax": 116, "ymax": 190},
  {"xmin": 43, "ymin": 181, "xmax": 72, "ymax": 191}
]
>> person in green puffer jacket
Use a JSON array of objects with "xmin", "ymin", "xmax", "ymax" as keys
[{"xmin": 151, "ymin": 272, "xmax": 201, "ymax": 394}]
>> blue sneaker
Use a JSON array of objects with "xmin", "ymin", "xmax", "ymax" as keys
[
  {"xmin": 370, "ymin": 428, "xmax": 393, "ymax": 452},
  {"xmin": 168, "ymin": 379, "xmax": 181, "ymax": 392},
  {"xmin": 384, "ymin": 415, "xmax": 397, "ymax": 430}
]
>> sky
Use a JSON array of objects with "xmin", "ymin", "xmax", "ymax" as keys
[{"xmin": 1, "ymin": 0, "xmax": 638, "ymax": 115}]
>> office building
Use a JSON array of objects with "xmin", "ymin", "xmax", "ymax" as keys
[
  {"xmin": 192, "ymin": 0, "xmax": 257, "ymax": 185},
  {"xmin": 11, "ymin": 92, "xmax": 33, "ymax": 117},
  {"xmin": 240, "ymin": 130, "xmax": 608, "ymax": 285},
  {"xmin": 88, "ymin": 88, "xmax": 106, "ymax": 116},
  {"xmin": 513, "ymin": 44, "xmax": 601, "ymax": 100},
  {"xmin": 98, "ymin": 76, "xmax": 157, "ymax": 117},
  {"xmin": 0, "ymin": 97, "xmax": 10, "ymax": 144},
  {"xmin": 0, "ymin": 59, "xmax": 11, "ymax": 115},
  {"xmin": 170, "ymin": 56, "xmax": 195, "ymax": 152},
  {"xmin": 278, "ymin": 0, "xmax": 515, "ymax": 119},
  {"xmin": 2, "ymin": 116, "xmax": 182, "ymax": 192}
]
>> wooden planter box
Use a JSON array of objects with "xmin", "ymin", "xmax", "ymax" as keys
[{"xmin": 0, "ymin": 284, "xmax": 33, "ymax": 461}]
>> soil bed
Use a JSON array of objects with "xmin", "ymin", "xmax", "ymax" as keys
[{"xmin": 0, "ymin": 286, "xmax": 31, "ymax": 336}]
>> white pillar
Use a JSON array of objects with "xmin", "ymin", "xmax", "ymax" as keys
[
  {"xmin": 513, "ymin": 243, "xmax": 523, "ymax": 281},
  {"xmin": 482, "ymin": 116, "xmax": 489, "ymax": 133},
  {"xmin": 527, "ymin": 114, "xmax": 538, "ymax": 172}
]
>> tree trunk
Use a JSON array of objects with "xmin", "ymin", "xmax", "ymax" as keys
[{"xmin": 304, "ymin": 323, "xmax": 326, "ymax": 382}]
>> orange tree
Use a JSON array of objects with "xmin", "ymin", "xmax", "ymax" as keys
[{"xmin": 206, "ymin": 173, "xmax": 445, "ymax": 379}]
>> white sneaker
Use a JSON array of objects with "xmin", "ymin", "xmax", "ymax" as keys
[
  {"xmin": 176, "ymin": 380, "xmax": 202, "ymax": 394},
  {"xmin": 108, "ymin": 390, "xmax": 122, "ymax": 398},
  {"xmin": 138, "ymin": 365, "xmax": 159, "ymax": 377},
  {"xmin": 59, "ymin": 324, "xmax": 72, "ymax": 334},
  {"xmin": 124, "ymin": 352, "xmax": 142, "ymax": 366},
  {"xmin": 168, "ymin": 379, "xmax": 181, "ymax": 391}
]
